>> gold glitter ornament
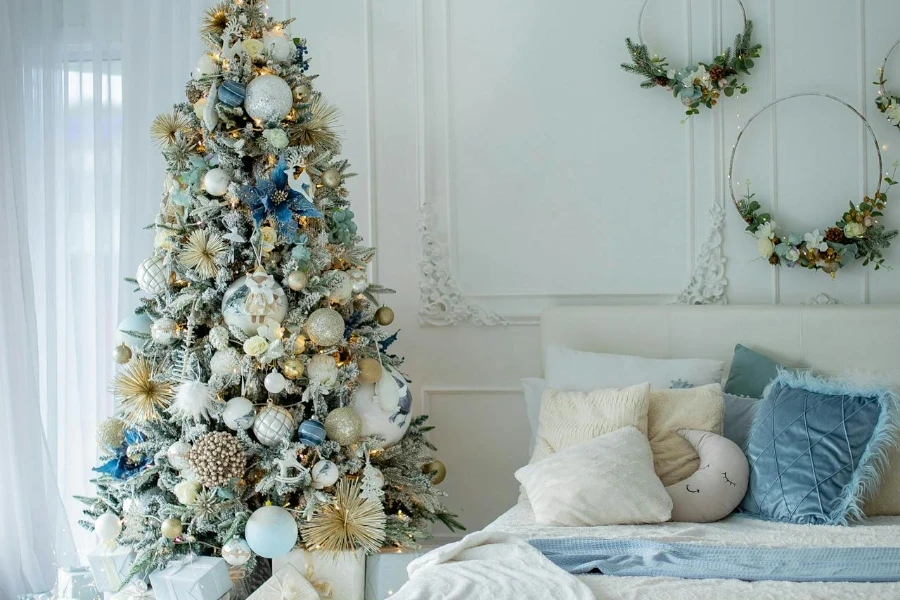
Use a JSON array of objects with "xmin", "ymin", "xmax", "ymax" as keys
[
  {"xmin": 305, "ymin": 307, "xmax": 345, "ymax": 347},
  {"xmin": 357, "ymin": 358, "xmax": 382, "ymax": 384},
  {"xmin": 96, "ymin": 417, "xmax": 126, "ymax": 449},
  {"xmin": 188, "ymin": 431, "xmax": 245, "ymax": 487},
  {"xmin": 161, "ymin": 517, "xmax": 183, "ymax": 540},
  {"xmin": 323, "ymin": 407, "xmax": 363, "ymax": 445},
  {"xmin": 374, "ymin": 306, "xmax": 394, "ymax": 326},
  {"xmin": 113, "ymin": 344, "xmax": 132, "ymax": 365}
]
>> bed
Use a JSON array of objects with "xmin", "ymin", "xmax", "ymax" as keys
[{"xmin": 403, "ymin": 305, "xmax": 900, "ymax": 600}]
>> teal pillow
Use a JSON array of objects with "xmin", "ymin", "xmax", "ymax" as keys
[
  {"xmin": 739, "ymin": 370, "xmax": 897, "ymax": 525},
  {"xmin": 724, "ymin": 344, "xmax": 780, "ymax": 398}
]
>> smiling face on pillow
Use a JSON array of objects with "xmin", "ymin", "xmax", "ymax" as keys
[{"xmin": 666, "ymin": 429, "xmax": 749, "ymax": 522}]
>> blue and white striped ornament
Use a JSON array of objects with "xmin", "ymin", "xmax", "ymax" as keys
[
  {"xmin": 298, "ymin": 419, "xmax": 326, "ymax": 446},
  {"xmin": 218, "ymin": 80, "xmax": 246, "ymax": 107}
]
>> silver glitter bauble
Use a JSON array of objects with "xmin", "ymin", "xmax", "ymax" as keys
[
  {"xmin": 209, "ymin": 325, "xmax": 231, "ymax": 350},
  {"xmin": 252, "ymin": 405, "xmax": 295, "ymax": 447},
  {"xmin": 244, "ymin": 74, "xmax": 293, "ymax": 123},
  {"xmin": 323, "ymin": 407, "xmax": 363, "ymax": 446},
  {"xmin": 96, "ymin": 417, "xmax": 126, "ymax": 449},
  {"xmin": 305, "ymin": 307, "xmax": 345, "ymax": 347},
  {"xmin": 150, "ymin": 317, "xmax": 178, "ymax": 346},
  {"xmin": 210, "ymin": 348, "xmax": 242, "ymax": 377},
  {"xmin": 348, "ymin": 269, "xmax": 367, "ymax": 294},
  {"xmin": 222, "ymin": 537, "xmax": 252, "ymax": 566}
]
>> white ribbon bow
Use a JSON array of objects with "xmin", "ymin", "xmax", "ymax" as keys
[
  {"xmin": 112, "ymin": 580, "xmax": 154, "ymax": 600},
  {"xmin": 272, "ymin": 571, "xmax": 318, "ymax": 600}
]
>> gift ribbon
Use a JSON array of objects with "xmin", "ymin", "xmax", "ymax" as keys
[
  {"xmin": 158, "ymin": 554, "xmax": 195, "ymax": 600},
  {"xmin": 97, "ymin": 544, "xmax": 124, "ymax": 591},
  {"xmin": 273, "ymin": 572, "xmax": 309, "ymax": 600},
  {"xmin": 112, "ymin": 580, "xmax": 154, "ymax": 600},
  {"xmin": 304, "ymin": 562, "xmax": 333, "ymax": 599}
]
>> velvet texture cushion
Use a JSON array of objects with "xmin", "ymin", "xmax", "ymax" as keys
[
  {"xmin": 724, "ymin": 344, "xmax": 781, "ymax": 399},
  {"xmin": 723, "ymin": 393, "xmax": 761, "ymax": 449},
  {"xmin": 740, "ymin": 370, "xmax": 898, "ymax": 525}
]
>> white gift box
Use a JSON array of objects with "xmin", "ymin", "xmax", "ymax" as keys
[
  {"xmin": 148, "ymin": 556, "xmax": 232, "ymax": 600},
  {"xmin": 57, "ymin": 566, "xmax": 101, "ymax": 600},
  {"xmin": 106, "ymin": 580, "xmax": 155, "ymax": 600},
  {"xmin": 246, "ymin": 564, "xmax": 318, "ymax": 600},
  {"xmin": 87, "ymin": 544, "xmax": 135, "ymax": 592},
  {"xmin": 273, "ymin": 548, "xmax": 365, "ymax": 600}
]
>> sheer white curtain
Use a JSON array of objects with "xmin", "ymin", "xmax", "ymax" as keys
[{"xmin": 3, "ymin": 0, "xmax": 212, "ymax": 595}]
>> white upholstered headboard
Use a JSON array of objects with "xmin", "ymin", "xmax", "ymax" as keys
[{"xmin": 540, "ymin": 305, "xmax": 900, "ymax": 378}]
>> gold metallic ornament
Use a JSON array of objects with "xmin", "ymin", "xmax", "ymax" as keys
[
  {"xmin": 287, "ymin": 270, "xmax": 308, "ymax": 291},
  {"xmin": 322, "ymin": 168, "xmax": 342, "ymax": 189},
  {"xmin": 423, "ymin": 460, "xmax": 446, "ymax": 485},
  {"xmin": 161, "ymin": 517, "xmax": 183, "ymax": 540},
  {"xmin": 293, "ymin": 84, "xmax": 311, "ymax": 103},
  {"xmin": 374, "ymin": 306, "xmax": 394, "ymax": 326},
  {"xmin": 113, "ymin": 344, "xmax": 132, "ymax": 365},
  {"xmin": 305, "ymin": 307, "xmax": 345, "ymax": 347},
  {"xmin": 323, "ymin": 407, "xmax": 363, "ymax": 445},
  {"xmin": 300, "ymin": 479, "xmax": 385, "ymax": 553},
  {"xmin": 112, "ymin": 357, "xmax": 174, "ymax": 423},
  {"xmin": 282, "ymin": 358, "xmax": 304, "ymax": 380},
  {"xmin": 293, "ymin": 335, "xmax": 307, "ymax": 354},
  {"xmin": 357, "ymin": 358, "xmax": 382, "ymax": 384}
]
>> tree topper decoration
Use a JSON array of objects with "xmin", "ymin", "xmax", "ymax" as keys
[
  {"xmin": 621, "ymin": 0, "xmax": 761, "ymax": 117},
  {"xmin": 730, "ymin": 93, "xmax": 899, "ymax": 278}
]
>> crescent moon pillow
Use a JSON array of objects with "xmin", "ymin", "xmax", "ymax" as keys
[{"xmin": 666, "ymin": 429, "xmax": 749, "ymax": 523}]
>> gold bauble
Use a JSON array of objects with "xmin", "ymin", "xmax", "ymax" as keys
[
  {"xmin": 293, "ymin": 84, "xmax": 311, "ymax": 103},
  {"xmin": 374, "ymin": 306, "xmax": 394, "ymax": 326},
  {"xmin": 287, "ymin": 270, "xmax": 308, "ymax": 291},
  {"xmin": 323, "ymin": 407, "xmax": 363, "ymax": 445},
  {"xmin": 293, "ymin": 335, "xmax": 307, "ymax": 354},
  {"xmin": 161, "ymin": 517, "xmax": 183, "ymax": 540},
  {"xmin": 113, "ymin": 344, "xmax": 132, "ymax": 364},
  {"xmin": 282, "ymin": 358, "xmax": 304, "ymax": 380},
  {"xmin": 423, "ymin": 460, "xmax": 446, "ymax": 485},
  {"xmin": 322, "ymin": 168, "xmax": 342, "ymax": 189},
  {"xmin": 357, "ymin": 358, "xmax": 382, "ymax": 384}
]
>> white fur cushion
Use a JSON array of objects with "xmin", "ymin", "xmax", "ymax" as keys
[
  {"xmin": 530, "ymin": 382, "xmax": 651, "ymax": 465},
  {"xmin": 648, "ymin": 384, "xmax": 725, "ymax": 486},
  {"xmin": 516, "ymin": 426, "xmax": 673, "ymax": 526}
]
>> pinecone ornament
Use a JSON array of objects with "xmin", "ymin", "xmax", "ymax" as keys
[
  {"xmin": 709, "ymin": 65, "xmax": 726, "ymax": 82},
  {"xmin": 654, "ymin": 76, "xmax": 670, "ymax": 87},
  {"xmin": 825, "ymin": 227, "xmax": 847, "ymax": 244},
  {"xmin": 189, "ymin": 431, "xmax": 245, "ymax": 487}
]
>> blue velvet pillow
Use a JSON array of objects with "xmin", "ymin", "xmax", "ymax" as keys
[{"xmin": 740, "ymin": 370, "xmax": 897, "ymax": 525}]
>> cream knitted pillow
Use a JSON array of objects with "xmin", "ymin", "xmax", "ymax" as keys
[
  {"xmin": 530, "ymin": 382, "xmax": 651, "ymax": 465},
  {"xmin": 648, "ymin": 383, "xmax": 725, "ymax": 486}
]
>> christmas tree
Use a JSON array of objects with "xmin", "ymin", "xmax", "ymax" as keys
[{"xmin": 76, "ymin": 0, "xmax": 461, "ymax": 589}]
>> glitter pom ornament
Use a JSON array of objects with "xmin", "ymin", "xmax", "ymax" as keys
[
  {"xmin": 209, "ymin": 325, "xmax": 230, "ymax": 350},
  {"xmin": 188, "ymin": 431, "xmax": 245, "ymax": 487},
  {"xmin": 96, "ymin": 418, "xmax": 126, "ymax": 449},
  {"xmin": 253, "ymin": 405, "xmax": 295, "ymax": 446},
  {"xmin": 244, "ymin": 74, "xmax": 293, "ymax": 123},
  {"xmin": 324, "ymin": 407, "xmax": 363, "ymax": 445},
  {"xmin": 210, "ymin": 348, "xmax": 242, "ymax": 377},
  {"xmin": 305, "ymin": 307, "xmax": 344, "ymax": 347}
]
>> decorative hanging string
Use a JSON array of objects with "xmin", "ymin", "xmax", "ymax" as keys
[{"xmin": 728, "ymin": 92, "xmax": 898, "ymax": 277}]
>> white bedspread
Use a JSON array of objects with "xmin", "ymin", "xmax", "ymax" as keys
[{"xmin": 483, "ymin": 501, "xmax": 900, "ymax": 600}]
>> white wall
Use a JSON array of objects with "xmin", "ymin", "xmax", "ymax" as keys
[{"xmin": 286, "ymin": 0, "xmax": 900, "ymax": 538}]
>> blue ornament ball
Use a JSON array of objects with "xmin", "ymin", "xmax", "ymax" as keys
[
  {"xmin": 244, "ymin": 505, "xmax": 298, "ymax": 558},
  {"xmin": 298, "ymin": 419, "xmax": 326, "ymax": 446},
  {"xmin": 218, "ymin": 80, "xmax": 246, "ymax": 107}
]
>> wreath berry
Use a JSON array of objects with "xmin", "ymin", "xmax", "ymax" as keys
[{"xmin": 621, "ymin": 1, "xmax": 761, "ymax": 117}]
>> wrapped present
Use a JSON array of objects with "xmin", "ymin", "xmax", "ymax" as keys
[
  {"xmin": 273, "ymin": 548, "xmax": 365, "ymax": 600},
  {"xmin": 57, "ymin": 566, "xmax": 102, "ymax": 599},
  {"xmin": 87, "ymin": 543, "xmax": 135, "ymax": 592},
  {"xmin": 107, "ymin": 580, "xmax": 155, "ymax": 600},
  {"xmin": 148, "ymin": 556, "xmax": 232, "ymax": 600},
  {"xmin": 16, "ymin": 593, "xmax": 53, "ymax": 600},
  {"xmin": 246, "ymin": 564, "xmax": 318, "ymax": 600}
]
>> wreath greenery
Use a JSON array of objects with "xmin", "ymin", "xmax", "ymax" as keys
[
  {"xmin": 621, "ymin": 2, "xmax": 761, "ymax": 117},
  {"xmin": 730, "ymin": 93, "xmax": 899, "ymax": 278}
]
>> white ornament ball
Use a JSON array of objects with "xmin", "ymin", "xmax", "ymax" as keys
[
  {"xmin": 166, "ymin": 441, "xmax": 193, "ymax": 471},
  {"xmin": 150, "ymin": 317, "xmax": 178, "ymax": 346},
  {"xmin": 222, "ymin": 275, "xmax": 289, "ymax": 336},
  {"xmin": 263, "ymin": 31, "xmax": 295, "ymax": 62},
  {"xmin": 136, "ymin": 255, "xmax": 170, "ymax": 296},
  {"xmin": 286, "ymin": 270, "xmax": 308, "ymax": 291},
  {"xmin": 193, "ymin": 54, "xmax": 218, "ymax": 79},
  {"xmin": 173, "ymin": 480, "xmax": 200, "ymax": 505},
  {"xmin": 210, "ymin": 348, "xmax": 242, "ymax": 377},
  {"xmin": 244, "ymin": 74, "xmax": 294, "ymax": 123},
  {"xmin": 264, "ymin": 371, "xmax": 287, "ymax": 394},
  {"xmin": 209, "ymin": 325, "xmax": 231, "ymax": 350},
  {"xmin": 305, "ymin": 307, "xmax": 345, "ymax": 347},
  {"xmin": 306, "ymin": 354, "xmax": 338, "ymax": 387},
  {"xmin": 222, "ymin": 537, "xmax": 252, "ymax": 566},
  {"xmin": 94, "ymin": 511, "xmax": 122, "ymax": 541},
  {"xmin": 352, "ymin": 367, "xmax": 412, "ymax": 448},
  {"xmin": 348, "ymin": 269, "xmax": 367, "ymax": 294},
  {"xmin": 203, "ymin": 168, "xmax": 231, "ymax": 197},
  {"xmin": 311, "ymin": 460, "xmax": 339, "ymax": 489},
  {"xmin": 326, "ymin": 270, "xmax": 354, "ymax": 304},
  {"xmin": 223, "ymin": 397, "xmax": 255, "ymax": 431},
  {"xmin": 115, "ymin": 313, "xmax": 153, "ymax": 351},
  {"xmin": 253, "ymin": 405, "xmax": 295, "ymax": 446},
  {"xmin": 245, "ymin": 505, "xmax": 298, "ymax": 558}
]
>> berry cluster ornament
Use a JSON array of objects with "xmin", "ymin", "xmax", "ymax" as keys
[
  {"xmin": 253, "ymin": 405, "xmax": 295, "ymax": 446},
  {"xmin": 305, "ymin": 307, "xmax": 344, "ymax": 347},
  {"xmin": 188, "ymin": 431, "xmax": 245, "ymax": 487}
]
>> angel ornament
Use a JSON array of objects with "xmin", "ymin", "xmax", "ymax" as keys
[{"xmin": 244, "ymin": 266, "xmax": 284, "ymax": 327}]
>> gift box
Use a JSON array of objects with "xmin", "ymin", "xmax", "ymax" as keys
[
  {"xmin": 273, "ymin": 548, "xmax": 365, "ymax": 600},
  {"xmin": 107, "ymin": 580, "xmax": 155, "ymax": 600},
  {"xmin": 246, "ymin": 564, "xmax": 318, "ymax": 600},
  {"xmin": 57, "ymin": 566, "xmax": 102, "ymax": 599},
  {"xmin": 148, "ymin": 556, "xmax": 232, "ymax": 600},
  {"xmin": 87, "ymin": 544, "xmax": 136, "ymax": 592},
  {"xmin": 16, "ymin": 593, "xmax": 53, "ymax": 600}
]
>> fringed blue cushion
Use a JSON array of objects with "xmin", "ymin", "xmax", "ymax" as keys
[{"xmin": 740, "ymin": 370, "xmax": 898, "ymax": 525}]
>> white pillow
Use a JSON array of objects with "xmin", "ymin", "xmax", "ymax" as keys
[
  {"xmin": 515, "ymin": 426, "xmax": 672, "ymax": 526},
  {"xmin": 521, "ymin": 378, "xmax": 546, "ymax": 454},
  {"xmin": 544, "ymin": 346, "xmax": 724, "ymax": 391}
]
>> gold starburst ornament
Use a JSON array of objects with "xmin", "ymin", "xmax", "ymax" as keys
[
  {"xmin": 112, "ymin": 357, "xmax": 173, "ymax": 423},
  {"xmin": 150, "ymin": 112, "xmax": 192, "ymax": 149},
  {"xmin": 301, "ymin": 479, "xmax": 386, "ymax": 553},
  {"xmin": 179, "ymin": 229, "xmax": 228, "ymax": 279}
]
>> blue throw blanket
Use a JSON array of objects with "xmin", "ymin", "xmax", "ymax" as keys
[{"xmin": 529, "ymin": 538, "xmax": 900, "ymax": 583}]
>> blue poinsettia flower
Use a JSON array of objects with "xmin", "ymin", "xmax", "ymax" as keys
[
  {"xmin": 92, "ymin": 428, "xmax": 150, "ymax": 480},
  {"xmin": 237, "ymin": 158, "xmax": 322, "ymax": 241}
]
